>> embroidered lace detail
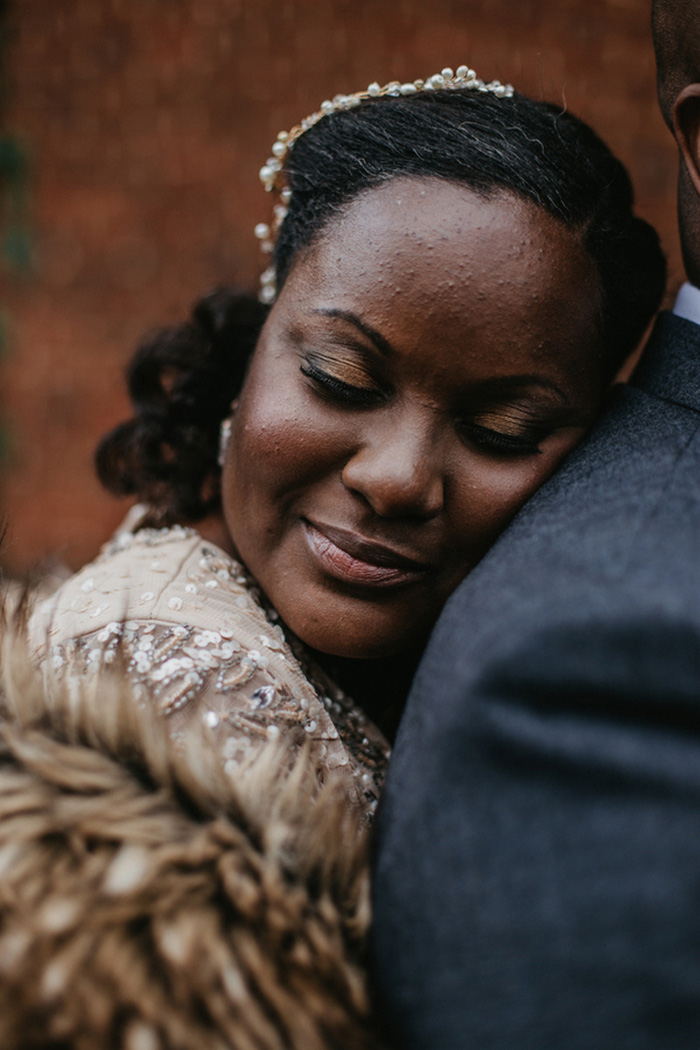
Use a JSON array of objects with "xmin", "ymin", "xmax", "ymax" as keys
[{"xmin": 32, "ymin": 524, "xmax": 390, "ymax": 816}]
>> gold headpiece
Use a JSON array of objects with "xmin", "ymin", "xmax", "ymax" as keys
[{"xmin": 254, "ymin": 65, "xmax": 515, "ymax": 303}]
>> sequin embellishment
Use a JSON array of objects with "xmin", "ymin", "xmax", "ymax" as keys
[{"xmin": 31, "ymin": 524, "xmax": 390, "ymax": 816}]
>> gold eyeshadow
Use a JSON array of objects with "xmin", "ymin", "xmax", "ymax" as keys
[
  {"xmin": 303, "ymin": 348, "xmax": 379, "ymax": 391},
  {"xmin": 468, "ymin": 405, "xmax": 553, "ymax": 440}
]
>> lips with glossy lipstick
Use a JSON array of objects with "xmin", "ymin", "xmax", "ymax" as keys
[{"xmin": 302, "ymin": 520, "xmax": 431, "ymax": 588}]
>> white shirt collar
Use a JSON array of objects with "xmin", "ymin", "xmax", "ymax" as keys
[{"xmin": 672, "ymin": 281, "xmax": 700, "ymax": 325}]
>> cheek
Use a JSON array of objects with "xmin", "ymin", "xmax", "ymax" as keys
[
  {"xmin": 223, "ymin": 374, "xmax": 353, "ymax": 533},
  {"xmin": 456, "ymin": 465, "xmax": 537, "ymax": 543},
  {"xmin": 453, "ymin": 437, "xmax": 581, "ymax": 550}
]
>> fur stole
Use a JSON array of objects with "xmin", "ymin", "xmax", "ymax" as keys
[{"xmin": 0, "ymin": 611, "xmax": 381, "ymax": 1050}]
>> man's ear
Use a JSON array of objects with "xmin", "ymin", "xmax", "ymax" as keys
[{"xmin": 674, "ymin": 84, "xmax": 700, "ymax": 195}]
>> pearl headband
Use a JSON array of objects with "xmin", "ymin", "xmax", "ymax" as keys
[{"xmin": 254, "ymin": 64, "xmax": 515, "ymax": 303}]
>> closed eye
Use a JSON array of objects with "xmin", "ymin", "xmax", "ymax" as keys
[
  {"xmin": 300, "ymin": 360, "xmax": 383, "ymax": 406},
  {"xmin": 460, "ymin": 421, "xmax": 543, "ymax": 456}
]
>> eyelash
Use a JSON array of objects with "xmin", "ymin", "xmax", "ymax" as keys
[
  {"xmin": 300, "ymin": 360, "xmax": 382, "ymax": 406},
  {"xmin": 302, "ymin": 360, "xmax": 545, "ymax": 455},
  {"xmin": 460, "ymin": 422, "xmax": 543, "ymax": 456}
]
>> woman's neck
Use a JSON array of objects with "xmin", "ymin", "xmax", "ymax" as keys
[
  {"xmin": 191, "ymin": 510, "xmax": 238, "ymax": 557},
  {"xmin": 311, "ymin": 647, "xmax": 423, "ymax": 744}
]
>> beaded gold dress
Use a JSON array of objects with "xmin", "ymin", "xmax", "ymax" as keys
[{"xmin": 29, "ymin": 518, "xmax": 390, "ymax": 817}]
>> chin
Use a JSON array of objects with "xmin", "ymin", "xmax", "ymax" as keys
[{"xmin": 288, "ymin": 611, "xmax": 429, "ymax": 662}]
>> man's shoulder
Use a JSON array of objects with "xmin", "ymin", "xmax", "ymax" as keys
[
  {"xmin": 424, "ymin": 315, "xmax": 700, "ymax": 692},
  {"xmin": 522, "ymin": 310, "xmax": 700, "ymax": 537},
  {"xmin": 627, "ymin": 310, "xmax": 700, "ymax": 414},
  {"xmin": 489, "ymin": 373, "xmax": 700, "ymax": 588}
]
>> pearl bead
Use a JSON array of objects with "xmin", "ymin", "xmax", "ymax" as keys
[{"xmin": 255, "ymin": 63, "xmax": 516, "ymax": 304}]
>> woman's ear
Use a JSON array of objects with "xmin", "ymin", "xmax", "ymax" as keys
[{"xmin": 673, "ymin": 84, "xmax": 700, "ymax": 195}]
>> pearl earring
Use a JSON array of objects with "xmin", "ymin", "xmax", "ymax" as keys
[
  {"xmin": 218, "ymin": 400, "xmax": 238, "ymax": 468},
  {"xmin": 218, "ymin": 417, "xmax": 232, "ymax": 468}
]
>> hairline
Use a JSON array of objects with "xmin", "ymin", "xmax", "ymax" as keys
[{"xmin": 277, "ymin": 170, "xmax": 591, "ymax": 294}]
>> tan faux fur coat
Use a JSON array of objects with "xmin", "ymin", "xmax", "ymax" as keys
[{"xmin": 0, "ymin": 610, "xmax": 382, "ymax": 1050}]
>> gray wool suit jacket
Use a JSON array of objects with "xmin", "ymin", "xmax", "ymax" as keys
[{"xmin": 372, "ymin": 311, "xmax": 700, "ymax": 1050}]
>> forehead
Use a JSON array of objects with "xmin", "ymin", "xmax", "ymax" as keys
[{"xmin": 283, "ymin": 177, "xmax": 602, "ymax": 385}]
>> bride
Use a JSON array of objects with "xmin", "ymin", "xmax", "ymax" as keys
[{"xmin": 29, "ymin": 66, "xmax": 665, "ymax": 817}]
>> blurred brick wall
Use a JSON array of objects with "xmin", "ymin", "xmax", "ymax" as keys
[{"xmin": 1, "ymin": 0, "xmax": 680, "ymax": 574}]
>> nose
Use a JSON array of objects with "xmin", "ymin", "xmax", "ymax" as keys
[{"xmin": 341, "ymin": 415, "xmax": 445, "ymax": 519}]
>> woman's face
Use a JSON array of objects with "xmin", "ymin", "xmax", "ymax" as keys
[{"xmin": 222, "ymin": 178, "xmax": 605, "ymax": 658}]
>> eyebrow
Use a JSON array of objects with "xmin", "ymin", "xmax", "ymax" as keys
[
  {"xmin": 474, "ymin": 374, "xmax": 571, "ymax": 405},
  {"xmin": 312, "ymin": 308, "xmax": 394, "ymax": 357},
  {"xmin": 310, "ymin": 310, "xmax": 571, "ymax": 405}
]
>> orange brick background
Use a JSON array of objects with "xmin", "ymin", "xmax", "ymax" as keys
[{"xmin": 1, "ymin": 0, "xmax": 682, "ymax": 575}]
